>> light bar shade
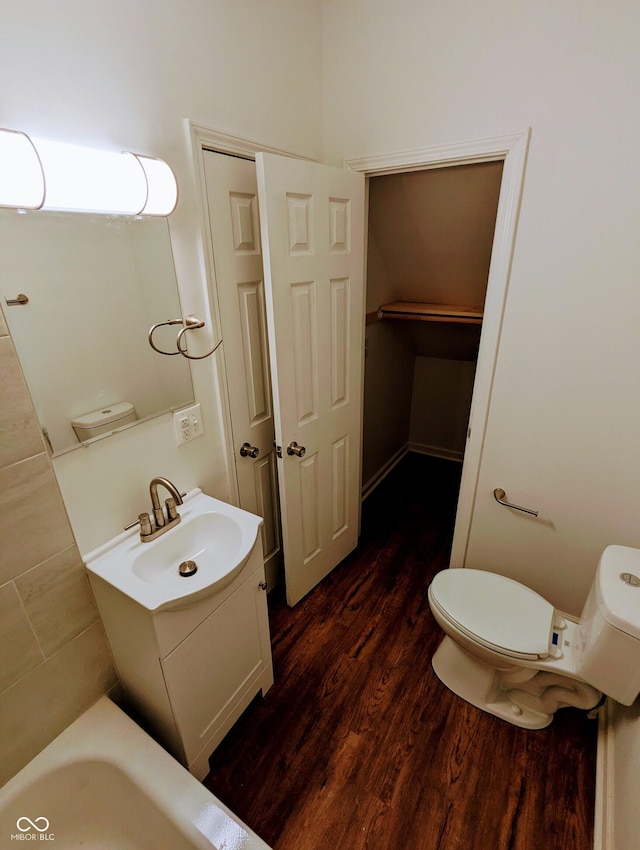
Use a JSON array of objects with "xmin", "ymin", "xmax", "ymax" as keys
[
  {"xmin": 0, "ymin": 129, "xmax": 178, "ymax": 216},
  {"xmin": 0, "ymin": 129, "xmax": 45, "ymax": 209},
  {"xmin": 133, "ymin": 155, "xmax": 178, "ymax": 216},
  {"xmin": 34, "ymin": 140, "xmax": 148, "ymax": 215}
]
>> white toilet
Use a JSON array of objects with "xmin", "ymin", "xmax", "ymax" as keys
[{"xmin": 427, "ymin": 545, "xmax": 640, "ymax": 729}]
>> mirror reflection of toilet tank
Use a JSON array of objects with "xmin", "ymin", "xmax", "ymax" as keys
[{"xmin": 71, "ymin": 402, "xmax": 137, "ymax": 443}]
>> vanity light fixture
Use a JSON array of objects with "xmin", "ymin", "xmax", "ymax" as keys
[
  {"xmin": 0, "ymin": 127, "xmax": 178, "ymax": 216},
  {"xmin": 34, "ymin": 139, "xmax": 148, "ymax": 215}
]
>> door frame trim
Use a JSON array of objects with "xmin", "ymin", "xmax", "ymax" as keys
[{"xmin": 345, "ymin": 128, "xmax": 531, "ymax": 567}]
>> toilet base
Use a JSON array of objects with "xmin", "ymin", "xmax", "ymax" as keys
[{"xmin": 432, "ymin": 636, "xmax": 589, "ymax": 730}]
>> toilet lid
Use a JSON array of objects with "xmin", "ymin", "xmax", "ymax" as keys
[{"xmin": 429, "ymin": 569, "xmax": 555, "ymax": 660}]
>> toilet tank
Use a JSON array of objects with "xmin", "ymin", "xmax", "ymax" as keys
[
  {"xmin": 576, "ymin": 545, "xmax": 640, "ymax": 705},
  {"xmin": 72, "ymin": 402, "xmax": 136, "ymax": 442}
]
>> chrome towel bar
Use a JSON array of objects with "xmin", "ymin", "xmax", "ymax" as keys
[
  {"xmin": 5, "ymin": 293, "xmax": 29, "ymax": 305},
  {"xmin": 493, "ymin": 488, "xmax": 539, "ymax": 518}
]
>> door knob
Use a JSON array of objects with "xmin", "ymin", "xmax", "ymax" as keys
[
  {"xmin": 240, "ymin": 442, "xmax": 260, "ymax": 458},
  {"xmin": 286, "ymin": 441, "xmax": 306, "ymax": 458}
]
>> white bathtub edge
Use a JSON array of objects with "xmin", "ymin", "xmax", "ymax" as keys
[{"xmin": 0, "ymin": 696, "xmax": 272, "ymax": 850}]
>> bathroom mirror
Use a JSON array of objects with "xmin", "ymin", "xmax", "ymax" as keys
[{"xmin": 1, "ymin": 209, "xmax": 194, "ymax": 454}]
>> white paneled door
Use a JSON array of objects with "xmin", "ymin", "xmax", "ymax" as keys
[
  {"xmin": 203, "ymin": 151, "xmax": 282, "ymax": 590},
  {"xmin": 256, "ymin": 153, "xmax": 365, "ymax": 605}
]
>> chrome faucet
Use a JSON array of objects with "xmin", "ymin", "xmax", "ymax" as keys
[
  {"xmin": 149, "ymin": 477, "xmax": 184, "ymax": 528},
  {"xmin": 125, "ymin": 477, "xmax": 184, "ymax": 542}
]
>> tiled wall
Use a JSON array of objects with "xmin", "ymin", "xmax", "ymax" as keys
[{"xmin": 0, "ymin": 307, "xmax": 117, "ymax": 785}]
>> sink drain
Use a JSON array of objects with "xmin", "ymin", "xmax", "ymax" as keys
[{"xmin": 178, "ymin": 560, "xmax": 198, "ymax": 577}]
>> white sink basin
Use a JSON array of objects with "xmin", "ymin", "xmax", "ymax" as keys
[{"xmin": 84, "ymin": 489, "xmax": 263, "ymax": 612}]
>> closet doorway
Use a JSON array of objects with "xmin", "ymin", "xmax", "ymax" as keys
[
  {"xmin": 347, "ymin": 129, "xmax": 530, "ymax": 565},
  {"xmin": 362, "ymin": 161, "xmax": 503, "ymax": 496}
]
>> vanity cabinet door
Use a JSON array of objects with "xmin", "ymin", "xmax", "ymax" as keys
[{"xmin": 161, "ymin": 569, "xmax": 271, "ymax": 764}]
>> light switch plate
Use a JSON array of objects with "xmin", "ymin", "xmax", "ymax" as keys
[{"xmin": 173, "ymin": 403, "xmax": 204, "ymax": 445}]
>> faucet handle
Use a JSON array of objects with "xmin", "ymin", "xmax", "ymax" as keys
[
  {"xmin": 124, "ymin": 512, "xmax": 153, "ymax": 536},
  {"xmin": 165, "ymin": 497, "xmax": 180, "ymax": 521}
]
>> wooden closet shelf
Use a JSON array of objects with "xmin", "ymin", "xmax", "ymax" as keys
[{"xmin": 377, "ymin": 301, "xmax": 483, "ymax": 325}]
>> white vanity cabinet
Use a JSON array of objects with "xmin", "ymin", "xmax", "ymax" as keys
[{"xmin": 89, "ymin": 538, "xmax": 273, "ymax": 780}]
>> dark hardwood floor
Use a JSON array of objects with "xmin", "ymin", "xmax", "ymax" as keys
[{"xmin": 204, "ymin": 454, "xmax": 597, "ymax": 850}]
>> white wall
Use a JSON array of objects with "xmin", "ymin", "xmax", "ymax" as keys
[
  {"xmin": 409, "ymin": 357, "xmax": 475, "ymax": 460},
  {"xmin": 1, "ymin": 0, "xmax": 323, "ymax": 553},
  {"xmin": 323, "ymin": 0, "xmax": 640, "ymax": 614},
  {"xmin": 362, "ymin": 322, "xmax": 415, "ymax": 488}
]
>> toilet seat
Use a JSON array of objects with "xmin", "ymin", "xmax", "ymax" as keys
[{"xmin": 429, "ymin": 569, "xmax": 555, "ymax": 661}]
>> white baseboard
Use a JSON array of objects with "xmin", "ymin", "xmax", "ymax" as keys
[
  {"xmin": 408, "ymin": 441, "xmax": 464, "ymax": 463},
  {"xmin": 594, "ymin": 699, "xmax": 614, "ymax": 850},
  {"xmin": 361, "ymin": 444, "xmax": 409, "ymax": 501}
]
